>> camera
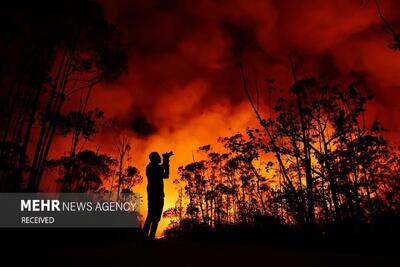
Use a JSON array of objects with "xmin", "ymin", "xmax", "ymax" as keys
[{"xmin": 162, "ymin": 151, "xmax": 174, "ymax": 159}]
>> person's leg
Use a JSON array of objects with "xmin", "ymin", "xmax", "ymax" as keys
[
  {"xmin": 149, "ymin": 221, "xmax": 158, "ymax": 239},
  {"xmin": 142, "ymin": 214, "xmax": 152, "ymax": 237},
  {"xmin": 143, "ymin": 194, "xmax": 155, "ymax": 237},
  {"xmin": 149, "ymin": 197, "xmax": 164, "ymax": 239}
]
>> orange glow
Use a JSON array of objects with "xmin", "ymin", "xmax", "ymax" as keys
[{"xmin": 35, "ymin": 0, "xmax": 400, "ymax": 235}]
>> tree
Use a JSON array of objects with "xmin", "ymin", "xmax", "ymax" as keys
[
  {"xmin": 110, "ymin": 135, "xmax": 142, "ymax": 196},
  {"xmin": 48, "ymin": 150, "xmax": 116, "ymax": 192},
  {"xmin": 241, "ymin": 57, "xmax": 400, "ymax": 226},
  {"xmin": 58, "ymin": 108, "xmax": 106, "ymax": 191},
  {"xmin": 26, "ymin": 0, "xmax": 127, "ymax": 192},
  {"xmin": 0, "ymin": 0, "xmax": 128, "ymax": 192}
]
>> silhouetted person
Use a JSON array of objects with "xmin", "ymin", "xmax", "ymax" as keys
[{"xmin": 142, "ymin": 151, "xmax": 173, "ymax": 240}]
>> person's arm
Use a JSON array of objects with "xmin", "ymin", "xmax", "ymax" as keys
[{"xmin": 161, "ymin": 159, "xmax": 170, "ymax": 179}]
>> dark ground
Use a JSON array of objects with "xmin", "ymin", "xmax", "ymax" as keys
[
  {"xmin": 2, "ymin": 229, "xmax": 394, "ymax": 267},
  {"xmin": 20, "ymin": 240, "xmax": 392, "ymax": 267}
]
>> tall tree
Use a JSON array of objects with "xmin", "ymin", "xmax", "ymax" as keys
[{"xmin": 0, "ymin": 0, "xmax": 127, "ymax": 192}]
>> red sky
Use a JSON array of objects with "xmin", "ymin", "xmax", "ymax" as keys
[
  {"xmin": 43, "ymin": 0, "xmax": 400, "ymax": 235},
  {"xmin": 94, "ymin": 0, "xmax": 400, "ymax": 136}
]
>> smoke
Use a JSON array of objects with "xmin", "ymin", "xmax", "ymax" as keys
[
  {"xmin": 95, "ymin": 0, "xmax": 400, "ymax": 135},
  {"xmin": 129, "ymin": 107, "xmax": 157, "ymax": 138}
]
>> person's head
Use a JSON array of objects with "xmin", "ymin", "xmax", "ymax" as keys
[{"xmin": 149, "ymin": 152, "xmax": 161, "ymax": 164}]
